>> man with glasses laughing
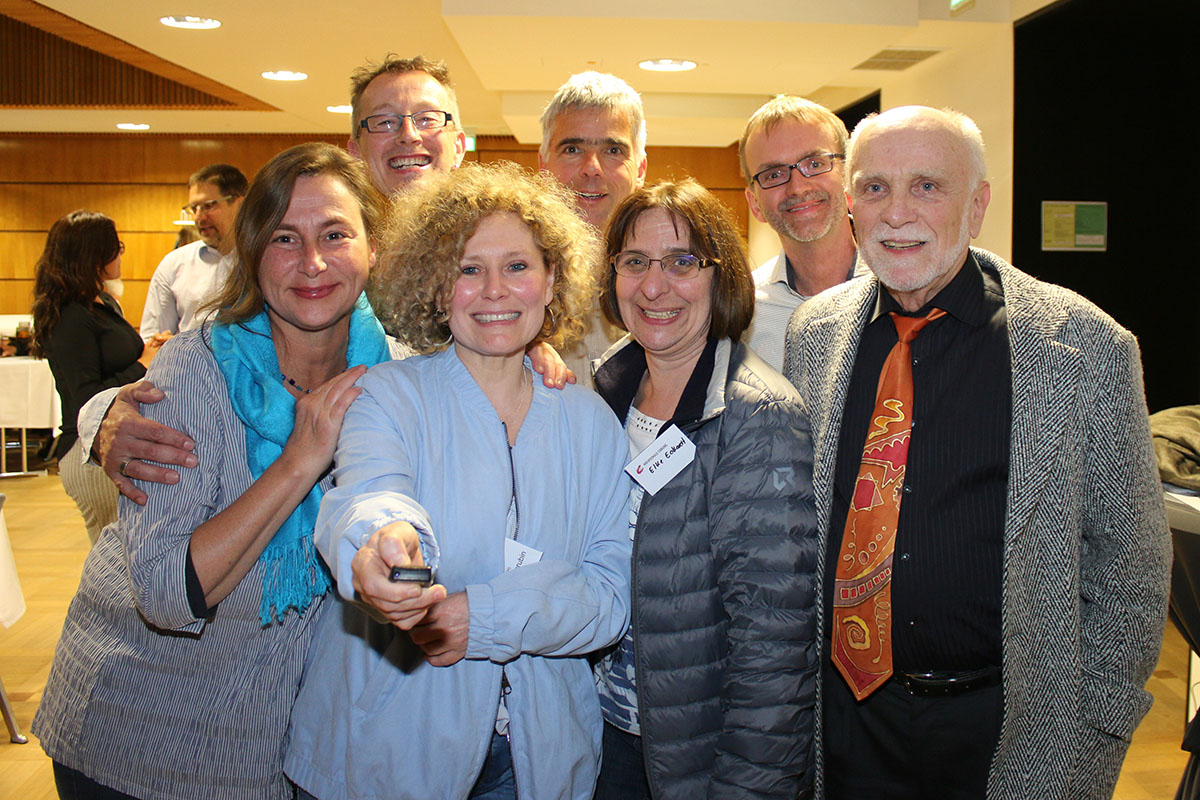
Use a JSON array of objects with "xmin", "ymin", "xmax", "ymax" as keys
[
  {"xmin": 139, "ymin": 163, "xmax": 246, "ymax": 345},
  {"xmin": 739, "ymin": 96, "xmax": 864, "ymax": 372},
  {"xmin": 347, "ymin": 54, "xmax": 466, "ymax": 195}
]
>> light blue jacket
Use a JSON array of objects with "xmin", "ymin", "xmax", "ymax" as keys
[{"xmin": 285, "ymin": 346, "xmax": 632, "ymax": 800}]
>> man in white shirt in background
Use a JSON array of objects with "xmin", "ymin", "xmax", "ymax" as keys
[
  {"xmin": 140, "ymin": 163, "xmax": 246, "ymax": 344},
  {"xmin": 739, "ymin": 96, "xmax": 863, "ymax": 372},
  {"xmin": 538, "ymin": 72, "xmax": 648, "ymax": 386}
]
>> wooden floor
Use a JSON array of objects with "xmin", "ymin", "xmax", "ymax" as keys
[{"xmin": 0, "ymin": 473, "xmax": 1193, "ymax": 799}]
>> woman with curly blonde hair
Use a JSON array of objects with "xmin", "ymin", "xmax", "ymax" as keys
[
  {"xmin": 287, "ymin": 161, "xmax": 632, "ymax": 800},
  {"xmin": 370, "ymin": 160, "xmax": 594, "ymax": 353}
]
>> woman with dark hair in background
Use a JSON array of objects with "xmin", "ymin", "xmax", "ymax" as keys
[
  {"xmin": 32, "ymin": 142, "xmax": 391, "ymax": 800},
  {"xmin": 31, "ymin": 211, "xmax": 158, "ymax": 543}
]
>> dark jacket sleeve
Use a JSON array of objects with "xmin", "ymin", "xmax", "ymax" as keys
[{"xmin": 707, "ymin": 382, "xmax": 820, "ymax": 799}]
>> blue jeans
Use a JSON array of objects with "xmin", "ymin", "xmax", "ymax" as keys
[
  {"xmin": 595, "ymin": 722, "xmax": 651, "ymax": 800},
  {"xmin": 469, "ymin": 732, "xmax": 516, "ymax": 799}
]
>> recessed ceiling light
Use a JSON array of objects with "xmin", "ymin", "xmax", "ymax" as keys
[
  {"xmin": 263, "ymin": 70, "xmax": 307, "ymax": 81},
  {"xmin": 160, "ymin": 15, "xmax": 221, "ymax": 30},
  {"xmin": 638, "ymin": 58, "xmax": 696, "ymax": 73},
  {"xmin": 326, "ymin": 104, "xmax": 352, "ymax": 114},
  {"xmin": 116, "ymin": 123, "xmax": 151, "ymax": 131}
]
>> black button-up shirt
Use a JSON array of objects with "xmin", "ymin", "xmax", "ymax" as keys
[{"xmin": 825, "ymin": 252, "xmax": 1010, "ymax": 671}]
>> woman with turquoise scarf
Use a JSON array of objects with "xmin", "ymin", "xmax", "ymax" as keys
[{"xmin": 32, "ymin": 142, "xmax": 391, "ymax": 800}]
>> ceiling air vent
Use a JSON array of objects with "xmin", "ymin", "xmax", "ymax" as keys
[{"xmin": 853, "ymin": 49, "xmax": 942, "ymax": 71}]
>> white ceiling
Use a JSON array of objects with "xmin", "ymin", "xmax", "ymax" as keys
[{"xmin": 0, "ymin": 0, "xmax": 1055, "ymax": 147}]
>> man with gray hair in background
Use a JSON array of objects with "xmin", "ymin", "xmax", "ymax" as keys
[
  {"xmin": 538, "ymin": 71, "xmax": 648, "ymax": 384},
  {"xmin": 739, "ymin": 95, "xmax": 863, "ymax": 372},
  {"xmin": 784, "ymin": 105, "xmax": 1168, "ymax": 799}
]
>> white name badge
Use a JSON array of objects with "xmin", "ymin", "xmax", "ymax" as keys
[
  {"xmin": 624, "ymin": 423, "xmax": 696, "ymax": 496},
  {"xmin": 505, "ymin": 538, "xmax": 544, "ymax": 572}
]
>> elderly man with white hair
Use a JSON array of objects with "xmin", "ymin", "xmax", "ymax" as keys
[{"xmin": 784, "ymin": 105, "xmax": 1169, "ymax": 799}]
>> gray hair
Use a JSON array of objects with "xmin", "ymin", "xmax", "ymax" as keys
[
  {"xmin": 847, "ymin": 106, "xmax": 987, "ymax": 190},
  {"xmin": 539, "ymin": 72, "xmax": 646, "ymax": 162}
]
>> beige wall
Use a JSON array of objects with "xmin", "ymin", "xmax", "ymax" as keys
[
  {"xmin": 747, "ymin": 22, "xmax": 1015, "ymax": 268},
  {"xmin": 880, "ymin": 21, "xmax": 1014, "ymax": 262}
]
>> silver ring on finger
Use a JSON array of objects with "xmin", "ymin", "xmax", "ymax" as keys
[{"xmin": 118, "ymin": 457, "xmax": 135, "ymax": 477}]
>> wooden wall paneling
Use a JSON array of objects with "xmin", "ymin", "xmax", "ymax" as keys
[
  {"xmin": 119, "ymin": 279, "xmax": 148, "ymax": 325},
  {"xmin": 139, "ymin": 134, "xmax": 345, "ymax": 183},
  {"xmin": 0, "ymin": 135, "xmax": 149, "ymax": 182},
  {"xmin": 475, "ymin": 149, "xmax": 538, "ymax": 172},
  {"xmin": 127, "ymin": 233, "xmax": 187, "ymax": 279},
  {"xmin": 0, "ymin": 133, "xmax": 345, "ymax": 184},
  {"xmin": 0, "ymin": 232, "xmax": 47, "ymax": 278},
  {"xmin": 0, "ymin": 183, "xmax": 184, "ymax": 230},
  {"xmin": 1, "ymin": 229, "xmax": 185, "ymax": 279},
  {"xmin": 1, "ymin": 279, "xmax": 35, "ymax": 315},
  {"xmin": 708, "ymin": 189, "xmax": 750, "ymax": 239},
  {"xmin": 647, "ymin": 144, "xmax": 744, "ymax": 189},
  {"xmin": 0, "ymin": 278, "xmax": 148, "ymax": 323}
]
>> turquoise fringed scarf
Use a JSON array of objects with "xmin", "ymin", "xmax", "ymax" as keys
[{"xmin": 210, "ymin": 293, "xmax": 389, "ymax": 624}]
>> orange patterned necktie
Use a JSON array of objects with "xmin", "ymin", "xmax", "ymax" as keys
[{"xmin": 832, "ymin": 307, "xmax": 946, "ymax": 700}]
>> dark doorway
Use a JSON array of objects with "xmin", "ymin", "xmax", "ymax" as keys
[{"xmin": 1013, "ymin": 0, "xmax": 1196, "ymax": 412}]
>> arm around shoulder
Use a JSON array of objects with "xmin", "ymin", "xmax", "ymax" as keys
[{"xmin": 117, "ymin": 335, "xmax": 226, "ymax": 632}]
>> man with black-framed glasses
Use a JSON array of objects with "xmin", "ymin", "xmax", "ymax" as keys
[
  {"xmin": 139, "ymin": 162, "xmax": 246, "ymax": 345},
  {"xmin": 347, "ymin": 55, "xmax": 466, "ymax": 195},
  {"xmin": 738, "ymin": 96, "xmax": 864, "ymax": 371}
]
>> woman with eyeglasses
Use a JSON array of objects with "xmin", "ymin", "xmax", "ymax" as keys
[
  {"xmin": 31, "ymin": 212, "xmax": 161, "ymax": 543},
  {"xmin": 591, "ymin": 179, "xmax": 819, "ymax": 799}
]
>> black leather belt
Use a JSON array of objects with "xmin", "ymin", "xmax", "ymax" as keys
[{"xmin": 895, "ymin": 666, "xmax": 1001, "ymax": 697}]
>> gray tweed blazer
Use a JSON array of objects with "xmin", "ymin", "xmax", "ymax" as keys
[{"xmin": 783, "ymin": 248, "xmax": 1170, "ymax": 800}]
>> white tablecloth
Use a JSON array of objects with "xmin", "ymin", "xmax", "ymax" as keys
[
  {"xmin": 0, "ymin": 498, "xmax": 24, "ymax": 629},
  {"xmin": 0, "ymin": 357, "xmax": 61, "ymax": 432}
]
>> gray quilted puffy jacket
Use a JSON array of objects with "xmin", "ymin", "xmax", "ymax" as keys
[{"xmin": 594, "ymin": 336, "xmax": 820, "ymax": 800}]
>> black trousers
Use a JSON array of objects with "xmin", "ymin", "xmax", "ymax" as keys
[
  {"xmin": 53, "ymin": 763, "xmax": 141, "ymax": 800},
  {"xmin": 595, "ymin": 721, "xmax": 653, "ymax": 800},
  {"xmin": 822, "ymin": 658, "xmax": 1003, "ymax": 800}
]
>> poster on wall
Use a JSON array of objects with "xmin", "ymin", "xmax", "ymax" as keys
[{"xmin": 1041, "ymin": 201, "xmax": 1107, "ymax": 252}]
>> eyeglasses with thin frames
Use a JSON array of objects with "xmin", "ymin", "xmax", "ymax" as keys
[
  {"xmin": 751, "ymin": 153, "xmax": 844, "ymax": 190},
  {"xmin": 182, "ymin": 196, "xmax": 239, "ymax": 216},
  {"xmin": 359, "ymin": 111, "xmax": 454, "ymax": 134},
  {"xmin": 610, "ymin": 252, "xmax": 717, "ymax": 280}
]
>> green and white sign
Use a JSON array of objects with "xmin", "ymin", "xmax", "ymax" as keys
[{"xmin": 1041, "ymin": 201, "xmax": 1107, "ymax": 252}]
